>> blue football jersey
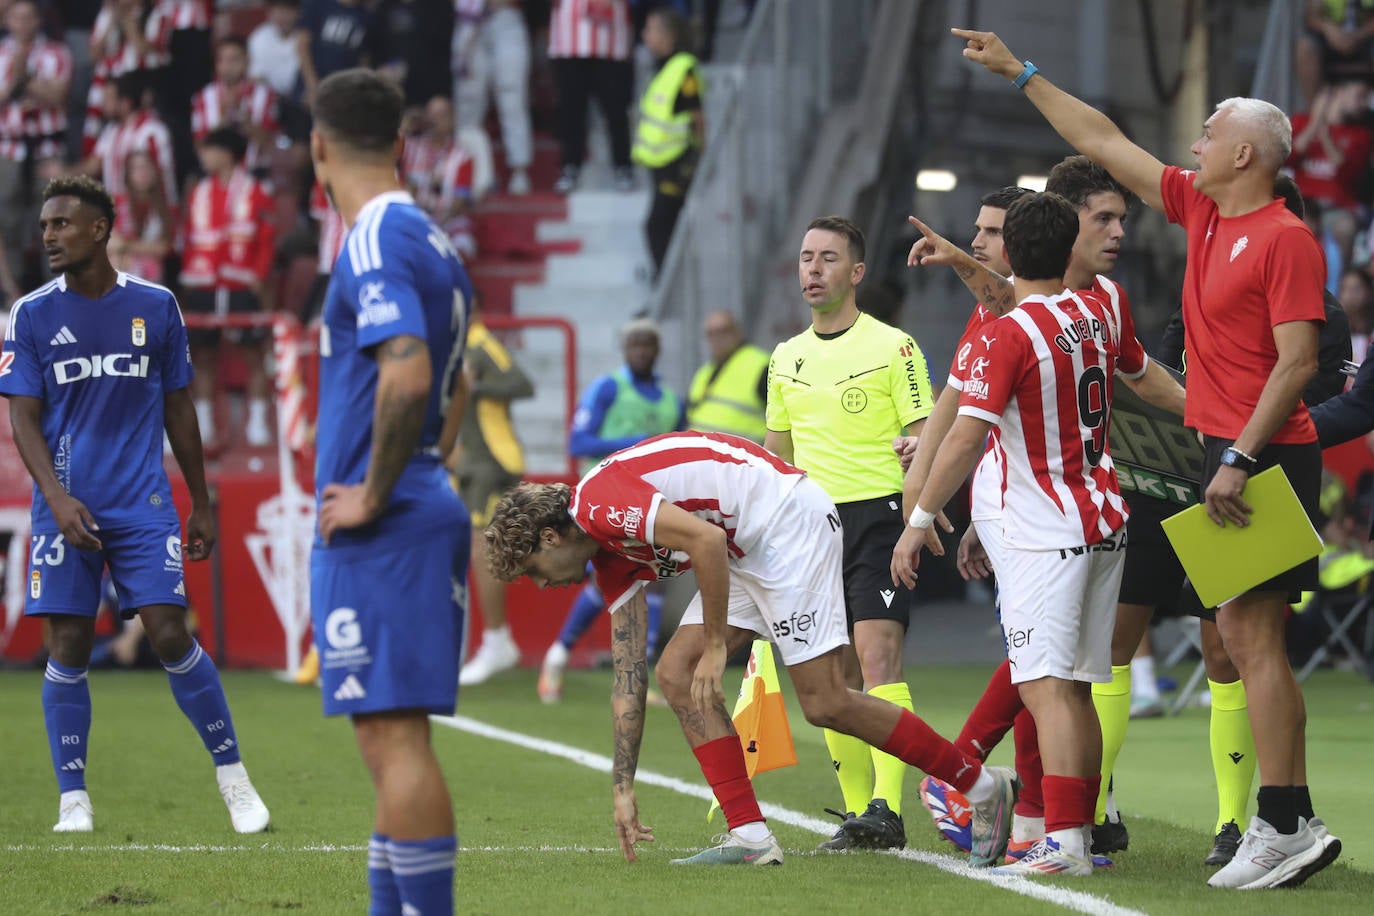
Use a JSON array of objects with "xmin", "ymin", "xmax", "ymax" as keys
[
  {"xmin": 315, "ymin": 191, "xmax": 472, "ymax": 546},
  {"xmin": 0, "ymin": 273, "xmax": 193, "ymax": 529}
]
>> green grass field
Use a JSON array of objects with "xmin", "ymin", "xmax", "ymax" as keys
[{"xmin": 1, "ymin": 663, "xmax": 1372, "ymax": 914}]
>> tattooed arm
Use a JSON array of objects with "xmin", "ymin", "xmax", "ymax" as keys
[
  {"xmin": 906, "ymin": 215, "xmax": 1015, "ymax": 315},
  {"xmin": 611, "ymin": 589, "xmax": 655, "ymax": 862},
  {"xmin": 318, "ymin": 334, "xmax": 434, "ymax": 542}
]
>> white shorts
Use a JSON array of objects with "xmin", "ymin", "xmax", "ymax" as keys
[
  {"xmin": 972, "ymin": 517, "xmax": 1007, "ymax": 618},
  {"xmin": 680, "ymin": 477, "xmax": 850, "ymax": 667},
  {"xmin": 994, "ymin": 527, "xmax": 1126, "ymax": 685}
]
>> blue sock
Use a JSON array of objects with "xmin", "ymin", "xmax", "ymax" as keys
[
  {"xmin": 163, "ymin": 642, "xmax": 242, "ymax": 765},
  {"xmin": 387, "ymin": 836, "xmax": 455, "ymax": 916},
  {"xmin": 43, "ymin": 661, "xmax": 91, "ymax": 792},
  {"xmin": 558, "ymin": 580, "xmax": 604, "ymax": 648},
  {"xmin": 368, "ymin": 832, "xmax": 401, "ymax": 916},
  {"xmin": 646, "ymin": 592, "xmax": 663, "ymax": 660}
]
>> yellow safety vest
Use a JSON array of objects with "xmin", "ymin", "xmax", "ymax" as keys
[
  {"xmin": 687, "ymin": 344, "xmax": 769, "ymax": 443},
  {"xmin": 632, "ymin": 52, "xmax": 698, "ymax": 169}
]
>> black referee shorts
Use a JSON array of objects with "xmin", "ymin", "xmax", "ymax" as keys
[
  {"xmin": 836, "ymin": 494, "xmax": 912, "ymax": 629},
  {"xmin": 1118, "ymin": 494, "xmax": 1187, "ymax": 614},
  {"xmin": 1196, "ymin": 435, "xmax": 1322, "ymax": 605}
]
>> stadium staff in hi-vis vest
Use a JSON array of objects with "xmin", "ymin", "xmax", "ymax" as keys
[
  {"xmin": 537, "ymin": 317, "xmax": 684, "ymax": 703},
  {"xmin": 687, "ymin": 309, "xmax": 769, "ymax": 444},
  {"xmin": 632, "ymin": 5, "xmax": 703, "ymax": 278}
]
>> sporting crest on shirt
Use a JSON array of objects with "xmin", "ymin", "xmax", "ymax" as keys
[
  {"xmin": 0, "ymin": 350, "xmax": 13, "ymax": 377},
  {"xmin": 1229, "ymin": 236, "xmax": 1248, "ymax": 263},
  {"xmin": 132, "ymin": 317, "xmax": 146, "ymax": 346}
]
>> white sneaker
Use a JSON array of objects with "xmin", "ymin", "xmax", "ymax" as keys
[
  {"xmin": 990, "ymin": 835, "xmax": 1092, "ymax": 877},
  {"xmin": 538, "ymin": 642, "xmax": 568, "ymax": 704},
  {"xmin": 507, "ymin": 169, "xmax": 531, "ymax": 195},
  {"xmin": 1207, "ymin": 816, "xmax": 1325, "ymax": 889},
  {"xmin": 669, "ymin": 831, "xmax": 783, "ymax": 865},
  {"xmin": 1277, "ymin": 816, "xmax": 1342, "ymax": 888},
  {"xmin": 245, "ymin": 419, "xmax": 273, "ymax": 447},
  {"xmin": 53, "ymin": 790, "xmax": 94, "ymax": 832},
  {"xmin": 459, "ymin": 630, "xmax": 521, "ymax": 685},
  {"xmin": 217, "ymin": 764, "xmax": 270, "ymax": 833}
]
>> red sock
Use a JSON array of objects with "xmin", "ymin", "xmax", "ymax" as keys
[
  {"xmin": 1011, "ymin": 708, "xmax": 1044, "ymax": 818},
  {"xmin": 694, "ymin": 737, "xmax": 764, "ymax": 830},
  {"xmin": 881, "ymin": 709, "xmax": 982, "ymax": 793},
  {"xmin": 1042, "ymin": 775, "xmax": 1092, "ymax": 834},
  {"xmin": 955, "ymin": 659, "xmax": 1023, "ymax": 760}
]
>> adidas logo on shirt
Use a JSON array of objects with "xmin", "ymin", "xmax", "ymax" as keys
[
  {"xmin": 333, "ymin": 674, "xmax": 367, "ymax": 701},
  {"xmin": 60, "ymin": 757, "xmax": 86, "ymax": 772},
  {"xmin": 49, "ymin": 326, "xmax": 77, "ymax": 346}
]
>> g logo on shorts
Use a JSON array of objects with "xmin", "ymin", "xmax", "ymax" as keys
[{"xmin": 325, "ymin": 607, "xmax": 362, "ymax": 649}]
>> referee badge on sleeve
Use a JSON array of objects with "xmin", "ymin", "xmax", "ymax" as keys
[{"xmin": 132, "ymin": 318, "xmax": 146, "ymax": 347}]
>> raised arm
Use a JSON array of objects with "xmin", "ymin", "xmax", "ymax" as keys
[
  {"xmin": 610, "ymin": 589, "xmax": 655, "ymax": 862},
  {"xmin": 954, "ymin": 28, "xmax": 1168, "ymax": 213},
  {"xmin": 907, "ymin": 215, "xmax": 1015, "ymax": 314}
]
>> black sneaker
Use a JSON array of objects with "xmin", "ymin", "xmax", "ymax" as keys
[
  {"xmin": 1091, "ymin": 815, "xmax": 1129, "ymax": 854},
  {"xmin": 1204, "ymin": 820, "xmax": 1242, "ymax": 866},
  {"xmin": 842, "ymin": 799, "xmax": 907, "ymax": 850},
  {"xmin": 816, "ymin": 807, "xmax": 854, "ymax": 851}
]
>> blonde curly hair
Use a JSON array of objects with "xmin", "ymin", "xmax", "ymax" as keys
[{"xmin": 483, "ymin": 482, "xmax": 575, "ymax": 582}]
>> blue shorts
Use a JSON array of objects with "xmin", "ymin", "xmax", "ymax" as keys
[
  {"xmin": 25, "ymin": 518, "xmax": 186, "ymax": 619},
  {"xmin": 311, "ymin": 504, "xmax": 471, "ymax": 718}
]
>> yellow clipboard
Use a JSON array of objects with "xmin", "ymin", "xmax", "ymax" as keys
[{"xmin": 1160, "ymin": 466, "xmax": 1323, "ymax": 608}]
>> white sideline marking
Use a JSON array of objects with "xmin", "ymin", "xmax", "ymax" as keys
[
  {"xmin": 437, "ymin": 714, "xmax": 1149, "ymax": 916},
  {"xmin": 7, "ymin": 843, "xmax": 627, "ymax": 854}
]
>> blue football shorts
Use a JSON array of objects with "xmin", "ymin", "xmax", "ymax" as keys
[
  {"xmin": 24, "ymin": 517, "xmax": 187, "ymax": 619},
  {"xmin": 311, "ymin": 506, "xmax": 471, "ymax": 718}
]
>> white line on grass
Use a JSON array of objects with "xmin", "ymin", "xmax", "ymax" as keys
[
  {"xmin": 437, "ymin": 714, "xmax": 1149, "ymax": 916},
  {"xmin": 6, "ymin": 843, "xmax": 627, "ymax": 854}
]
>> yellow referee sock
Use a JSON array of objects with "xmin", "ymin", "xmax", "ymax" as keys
[
  {"xmin": 1208, "ymin": 678, "xmax": 1256, "ymax": 832},
  {"xmin": 867, "ymin": 682, "xmax": 914, "ymax": 815},
  {"xmin": 1092, "ymin": 665, "xmax": 1132, "ymax": 822},
  {"xmin": 824, "ymin": 728, "xmax": 873, "ymax": 817}
]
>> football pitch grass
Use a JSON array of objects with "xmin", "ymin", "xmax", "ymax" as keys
[{"xmin": 2, "ymin": 663, "xmax": 1372, "ymax": 914}]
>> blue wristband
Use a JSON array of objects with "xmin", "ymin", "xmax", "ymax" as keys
[{"xmin": 1012, "ymin": 60, "xmax": 1038, "ymax": 90}]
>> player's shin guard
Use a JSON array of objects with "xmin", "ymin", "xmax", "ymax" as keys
[
  {"xmin": 1043, "ymin": 774, "xmax": 1093, "ymax": 854},
  {"xmin": 557, "ymin": 582, "xmax": 604, "ymax": 649},
  {"xmin": 386, "ymin": 836, "xmax": 455, "ymax": 916},
  {"xmin": 367, "ymin": 833, "xmax": 402, "ymax": 916},
  {"xmin": 694, "ymin": 736, "xmax": 765, "ymax": 829},
  {"xmin": 1091, "ymin": 665, "xmax": 1131, "ymax": 821},
  {"xmin": 43, "ymin": 661, "xmax": 92, "ymax": 792},
  {"xmin": 824, "ymin": 728, "xmax": 874, "ymax": 815},
  {"xmin": 880, "ymin": 709, "xmax": 982, "ymax": 794},
  {"xmin": 956, "ymin": 659, "xmax": 1022, "ymax": 760},
  {"xmin": 868, "ymin": 682, "xmax": 913, "ymax": 814},
  {"xmin": 1209, "ymin": 677, "xmax": 1256, "ymax": 831},
  {"xmin": 163, "ymin": 641, "xmax": 242, "ymax": 765},
  {"xmin": 1012, "ymin": 707, "xmax": 1045, "ymax": 818}
]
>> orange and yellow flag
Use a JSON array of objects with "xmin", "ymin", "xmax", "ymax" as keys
[{"xmin": 708, "ymin": 640, "xmax": 797, "ymax": 820}]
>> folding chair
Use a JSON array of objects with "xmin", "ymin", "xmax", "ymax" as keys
[{"xmin": 1295, "ymin": 551, "xmax": 1374, "ymax": 682}]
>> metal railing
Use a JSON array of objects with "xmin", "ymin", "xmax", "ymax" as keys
[{"xmin": 647, "ymin": 0, "xmax": 881, "ymax": 391}]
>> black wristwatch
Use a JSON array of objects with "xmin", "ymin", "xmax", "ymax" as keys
[{"xmin": 1219, "ymin": 446, "xmax": 1258, "ymax": 474}]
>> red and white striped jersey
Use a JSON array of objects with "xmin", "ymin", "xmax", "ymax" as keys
[
  {"xmin": 310, "ymin": 183, "xmax": 346, "ymax": 274},
  {"xmin": 155, "ymin": 0, "xmax": 212, "ymax": 31},
  {"xmin": 94, "ymin": 110, "xmax": 177, "ymax": 204},
  {"xmin": 0, "ymin": 37, "xmax": 72, "ymax": 161},
  {"xmin": 957, "ymin": 289, "xmax": 1131, "ymax": 549},
  {"xmin": 402, "ymin": 135, "xmax": 474, "ymax": 215},
  {"xmin": 945, "ymin": 303, "xmax": 1005, "ymax": 522},
  {"xmin": 571, "ymin": 431, "xmax": 809, "ymax": 613},
  {"xmin": 190, "ymin": 80, "xmax": 281, "ymax": 171},
  {"xmin": 547, "ymin": 0, "xmax": 632, "ymax": 60}
]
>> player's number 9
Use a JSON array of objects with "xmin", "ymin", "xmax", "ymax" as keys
[{"xmin": 1078, "ymin": 366, "xmax": 1108, "ymax": 468}]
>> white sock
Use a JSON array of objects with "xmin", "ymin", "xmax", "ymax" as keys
[
  {"xmin": 216, "ymin": 761, "xmax": 248, "ymax": 787},
  {"xmin": 1130, "ymin": 655, "xmax": 1159, "ymax": 701},
  {"xmin": 248, "ymin": 399, "xmax": 269, "ymax": 429},
  {"xmin": 544, "ymin": 641, "xmax": 569, "ymax": 667},
  {"xmin": 731, "ymin": 821, "xmax": 771, "ymax": 844},
  {"xmin": 1012, "ymin": 813, "xmax": 1045, "ymax": 843},
  {"xmin": 1049, "ymin": 827, "xmax": 1086, "ymax": 857},
  {"xmin": 1104, "ymin": 784, "xmax": 1120, "ymax": 822},
  {"xmin": 486, "ymin": 625, "xmax": 511, "ymax": 642},
  {"xmin": 60, "ymin": 789, "xmax": 91, "ymax": 806},
  {"xmin": 964, "ymin": 767, "xmax": 996, "ymax": 805}
]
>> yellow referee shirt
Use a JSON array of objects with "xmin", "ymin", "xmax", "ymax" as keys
[{"xmin": 767, "ymin": 312, "xmax": 933, "ymax": 503}]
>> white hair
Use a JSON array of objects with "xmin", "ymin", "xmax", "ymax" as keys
[
  {"xmin": 620, "ymin": 317, "xmax": 661, "ymax": 342},
  {"xmin": 1214, "ymin": 97, "xmax": 1292, "ymax": 168}
]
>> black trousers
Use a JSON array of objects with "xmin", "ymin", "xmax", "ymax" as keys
[
  {"xmin": 646, "ymin": 155, "xmax": 696, "ymax": 275},
  {"xmin": 552, "ymin": 57, "xmax": 633, "ymax": 170}
]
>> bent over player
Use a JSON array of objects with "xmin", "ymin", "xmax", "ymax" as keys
[
  {"xmin": 485, "ymin": 432, "xmax": 1017, "ymax": 868},
  {"xmin": 309, "ymin": 69, "xmax": 473, "ymax": 915},
  {"xmin": 0, "ymin": 175, "xmax": 269, "ymax": 834}
]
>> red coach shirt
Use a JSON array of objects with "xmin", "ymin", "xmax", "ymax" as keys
[{"xmin": 1160, "ymin": 166, "xmax": 1325, "ymax": 444}]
